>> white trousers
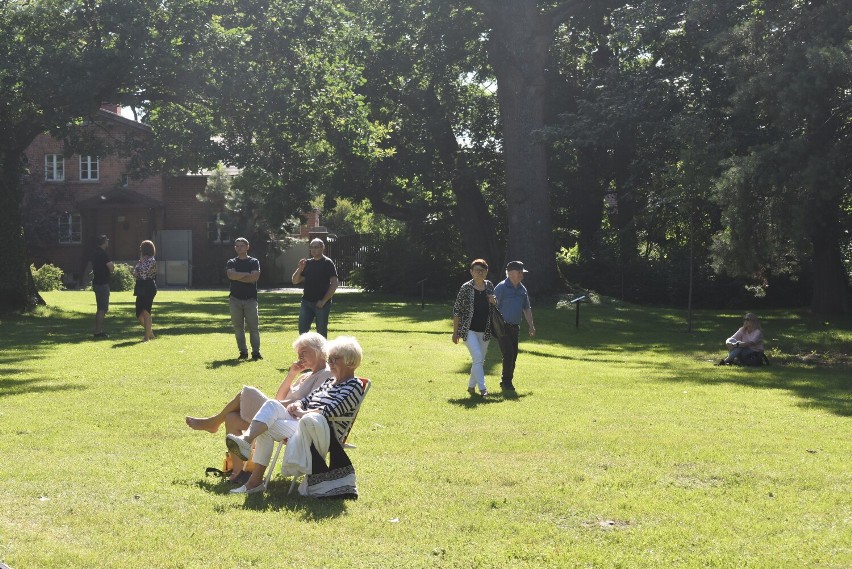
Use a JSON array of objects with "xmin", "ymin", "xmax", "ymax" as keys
[
  {"xmin": 464, "ymin": 331, "xmax": 490, "ymax": 391},
  {"xmin": 250, "ymin": 399, "xmax": 299, "ymax": 466}
]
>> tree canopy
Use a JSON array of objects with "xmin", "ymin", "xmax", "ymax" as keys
[{"xmin": 3, "ymin": 0, "xmax": 850, "ymax": 312}]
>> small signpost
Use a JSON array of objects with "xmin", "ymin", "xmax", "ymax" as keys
[
  {"xmin": 570, "ymin": 295, "xmax": 587, "ymax": 328},
  {"xmin": 417, "ymin": 278, "xmax": 427, "ymax": 309}
]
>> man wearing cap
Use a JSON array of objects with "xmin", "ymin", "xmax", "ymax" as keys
[{"xmin": 494, "ymin": 261, "xmax": 536, "ymax": 391}]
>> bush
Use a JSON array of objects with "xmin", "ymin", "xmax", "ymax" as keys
[
  {"xmin": 110, "ymin": 263, "xmax": 136, "ymax": 292},
  {"xmin": 31, "ymin": 263, "xmax": 64, "ymax": 291}
]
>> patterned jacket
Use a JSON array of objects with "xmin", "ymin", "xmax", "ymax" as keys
[{"xmin": 452, "ymin": 279, "xmax": 495, "ymax": 341}]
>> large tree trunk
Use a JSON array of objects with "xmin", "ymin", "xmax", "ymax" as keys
[
  {"xmin": 479, "ymin": 1, "xmax": 559, "ymax": 293},
  {"xmin": 0, "ymin": 145, "xmax": 43, "ymax": 312},
  {"xmin": 809, "ymin": 207, "xmax": 851, "ymax": 314}
]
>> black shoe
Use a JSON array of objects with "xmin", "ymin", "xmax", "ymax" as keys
[
  {"xmin": 251, "ymin": 352, "xmax": 263, "ymax": 361},
  {"xmin": 238, "ymin": 352, "xmax": 249, "ymax": 360},
  {"xmin": 93, "ymin": 332, "xmax": 109, "ymax": 339},
  {"xmin": 500, "ymin": 382, "xmax": 516, "ymax": 391}
]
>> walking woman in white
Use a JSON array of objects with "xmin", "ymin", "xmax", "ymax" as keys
[
  {"xmin": 452, "ymin": 259, "xmax": 497, "ymax": 396},
  {"xmin": 225, "ymin": 336, "xmax": 366, "ymax": 494}
]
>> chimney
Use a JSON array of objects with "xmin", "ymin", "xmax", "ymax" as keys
[{"xmin": 100, "ymin": 103, "xmax": 121, "ymax": 115}]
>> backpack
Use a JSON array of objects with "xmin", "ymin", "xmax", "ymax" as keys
[{"xmin": 740, "ymin": 351, "xmax": 769, "ymax": 367}]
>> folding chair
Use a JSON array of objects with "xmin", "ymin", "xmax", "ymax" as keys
[{"xmin": 264, "ymin": 377, "xmax": 371, "ymax": 489}]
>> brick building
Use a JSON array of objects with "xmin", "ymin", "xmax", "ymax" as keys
[{"xmin": 22, "ymin": 106, "xmax": 233, "ymax": 287}]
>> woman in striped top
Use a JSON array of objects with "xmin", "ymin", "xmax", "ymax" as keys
[{"xmin": 226, "ymin": 335, "xmax": 366, "ymax": 494}]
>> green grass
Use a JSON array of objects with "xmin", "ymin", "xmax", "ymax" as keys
[{"xmin": 1, "ymin": 290, "xmax": 850, "ymax": 568}]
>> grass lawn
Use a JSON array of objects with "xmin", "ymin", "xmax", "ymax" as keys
[{"xmin": 0, "ymin": 289, "xmax": 850, "ymax": 568}]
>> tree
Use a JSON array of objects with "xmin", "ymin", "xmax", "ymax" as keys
[
  {"xmin": 0, "ymin": 0, "xmax": 230, "ymax": 311},
  {"xmin": 468, "ymin": 0, "xmax": 628, "ymax": 293},
  {"xmin": 708, "ymin": 0, "xmax": 852, "ymax": 313},
  {"xmin": 342, "ymin": 1, "xmax": 505, "ymax": 272}
]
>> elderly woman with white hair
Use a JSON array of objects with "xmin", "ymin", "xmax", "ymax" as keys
[
  {"xmin": 226, "ymin": 335, "xmax": 366, "ymax": 494},
  {"xmin": 185, "ymin": 332, "xmax": 331, "ymax": 483}
]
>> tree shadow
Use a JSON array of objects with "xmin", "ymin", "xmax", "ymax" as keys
[
  {"xmin": 0, "ymin": 376, "xmax": 87, "ymax": 398},
  {"xmin": 665, "ymin": 364, "xmax": 852, "ymax": 417}
]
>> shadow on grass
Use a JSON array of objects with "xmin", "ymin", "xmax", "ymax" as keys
[
  {"xmin": 193, "ymin": 476, "xmax": 348, "ymax": 518},
  {"xmin": 655, "ymin": 361, "xmax": 852, "ymax": 417},
  {"xmin": 447, "ymin": 391, "xmax": 530, "ymax": 407},
  {"xmin": 0, "ymin": 376, "xmax": 87, "ymax": 398},
  {"xmin": 206, "ymin": 358, "xmax": 247, "ymax": 369}
]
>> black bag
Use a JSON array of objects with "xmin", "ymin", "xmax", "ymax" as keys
[
  {"xmin": 490, "ymin": 306, "xmax": 507, "ymax": 339},
  {"xmin": 740, "ymin": 351, "xmax": 769, "ymax": 366}
]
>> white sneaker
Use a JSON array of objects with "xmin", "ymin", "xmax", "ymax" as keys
[
  {"xmin": 230, "ymin": 483, "xmax": 266, "ymax": 495},
  {"xmin": 225, "ymin": 434, "xmax": 252, "ymax": 461}
]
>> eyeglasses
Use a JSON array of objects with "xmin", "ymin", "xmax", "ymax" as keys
[
  {"xmin": 328, "ymin": 355, "xmax": 341, "ymax": 365},
  {"xmin": 471, "ymin": 267, "xmax": 487, "ymax": 273},
  {"xmin": 310, "ymin": 245, "xmax": 324, "ymax": 249}
]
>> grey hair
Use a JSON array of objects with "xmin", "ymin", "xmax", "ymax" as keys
[
  {"xmin": 744, "ymin": 313, "xmax": 761, "ymax": 329},
  {"xmin": 327, "ymin": 335, "xmax": 363, "ymax": 369},
  {"xmin": 292, "ymin": 332, "xmax": 327, "ymax": 358}
]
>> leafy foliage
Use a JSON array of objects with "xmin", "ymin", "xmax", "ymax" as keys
[
  {"xmin": 29, "ymin": 264, "xmax": 64, "ymax": 292},
  {"xmin": 109, "ymin": 263, "xmax": 135, "ymax": 292}
]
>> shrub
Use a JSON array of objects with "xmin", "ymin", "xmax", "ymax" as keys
[
  {"xmin": 110, "ymin": 263, "xmax": 136, "ymax": 292},
  {"xmin": 31, "ymin": 263, "xmax": 64, "ymax": 291}
]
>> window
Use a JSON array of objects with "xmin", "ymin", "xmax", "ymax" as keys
[
  {"xmin": 58, "ymin": 213, "xmax": 82, "ymax": 244},
  {"xmin": 79, "ymin": 156, "xmax": 99, "ymax": 181},
  {"xmin": 45, "ymin": 155, "xmax": 64, "ymax": 181},
  {"xmin": 121, "ymin": 174, "xmax": 129, "ymax": 187},
  {"xmin": 207, "ymin": 213, "xmax": 231, "ymax": 243}
]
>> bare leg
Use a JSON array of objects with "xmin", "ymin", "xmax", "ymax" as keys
[
  {"xmin": 224, "ymin": 412, "xmax": 250, "ymax": 480},
  {"xmin": 244, "ymin": 465, "xmax": 266, "ymax": 490},
  {"xmin": 241, "ymin": 420, "xmax": 269, "ymax": 444},
  {"xmin": 185, "ymin": 393, "xmax": 243, "ymax": 433},
  {"xmin": 143, "ymin": 311, "xmax": 155, "ymax": 340}
]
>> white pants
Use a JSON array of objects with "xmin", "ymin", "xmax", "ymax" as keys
[
  {"xmin": 464, "ymin": 331, "xmax": 489, "ymax": 391},
  {"xmin": 250, "ymin": 400, "xmax": 299, "ymax": 466}
]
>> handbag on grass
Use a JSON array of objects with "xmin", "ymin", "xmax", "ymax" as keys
[{"xmin": 490, "ymin": 306, "xmax": 507, "ymax": 339}]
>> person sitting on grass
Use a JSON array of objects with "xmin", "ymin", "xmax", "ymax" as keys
[
  {"xmin": 718, "ymin": 313, "xmax": 765, "ymax": 365},
  {"xmin": 185, "ymin": 332, "xmax": 331, "ymax": 484},
  {"xmin": 225, "ymin": 335, "xmax": 366, "ymax": 495}
]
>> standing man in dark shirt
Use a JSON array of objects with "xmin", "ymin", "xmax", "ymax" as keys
[
  {"xmin": 91, "ymin": 234, "xmax": 114, "ymax": 339},
  {"xmin": 292, "ymin": 238, "xmax": 339, "ymax": 337},
  {"xmin": 494, "ymin": 261, "xmax": 536, "ymax": 392},
  {"xmin": 226, "ymin": 237, "xmax": 262, "ymax": 360}
]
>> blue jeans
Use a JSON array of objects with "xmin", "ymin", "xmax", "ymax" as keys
[
  {"xmin": 299, "ymin": 299, "xmax": 331, "ymax": 337},
  {"xmin": 726, "ymin": 346, "xmax": 756, "ymax": 363},
  {"xmin": 229, "ymin": 297, "xmax": 260, "ymax": 354}
]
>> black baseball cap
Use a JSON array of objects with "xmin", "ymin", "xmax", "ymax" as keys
[{"xmin": 505, "ymin": 261, "xmax": 528, "ymax": 273}]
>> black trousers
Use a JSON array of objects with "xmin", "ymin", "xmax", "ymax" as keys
[{"xmin": 497, "ymin": 323, "xmax": 521, "ymax": 385}]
